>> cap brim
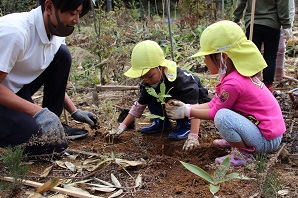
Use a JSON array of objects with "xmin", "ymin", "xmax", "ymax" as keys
[
  {"xmin": 124, "ymin": 68, "xmax": 151, "ymax": 78},
  {"xmin": 191, "ymin": 50, "xmax": 210, "ymax": 58}
]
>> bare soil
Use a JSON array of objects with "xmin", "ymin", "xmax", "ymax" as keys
[{"xmin": 1, "ymin": 58, "xmax": 298, "ymax": 198}]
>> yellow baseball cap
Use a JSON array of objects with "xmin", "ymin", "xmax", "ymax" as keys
[
  {"xmin": 192, "ymin": 20, "xmax": 267, "ymax": 77},
  {"xmin": 124, "ymin": 40, "xmax": 177, "ymax": 81}
]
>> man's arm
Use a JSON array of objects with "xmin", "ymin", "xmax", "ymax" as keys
[
  {"xmin": 0, "ymin": 71, "xmax": 41, "ymax": 116},
  {"xmin": 233, "ymin": 0, "xmax": 248, "ymax": 23},
  {"xmin": 64, "ymin": 92, "xmax": 96, "ymax": 126},
  {"xmin": 63, "ymin": 93, "xmax": 77, "ymax": 114}
]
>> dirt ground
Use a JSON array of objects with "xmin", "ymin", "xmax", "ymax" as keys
[{"xmin": 1, "ymin": 60, "xmax": 298, "ymax": 198}]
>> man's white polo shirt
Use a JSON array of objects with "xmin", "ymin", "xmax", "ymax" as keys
[{"xmin": 0, "ymin": 6, "xmax": 65, "ymax": 93}]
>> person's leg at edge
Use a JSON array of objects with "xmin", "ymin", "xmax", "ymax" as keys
[
  {"xmin": 275, "ymin": 32, "xmax": 286, "ymax": 80},
  {"xmin": 262, "ymin": 26, "xmax": 281, "ymax": 90}
]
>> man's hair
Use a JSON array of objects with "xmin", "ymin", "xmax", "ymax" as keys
[{"xmin": 39, "ymin": 0, "xmax": 91, "ymax": 17}]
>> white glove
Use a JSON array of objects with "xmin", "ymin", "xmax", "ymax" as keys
[
  {"xmin": 107, "ymin": 123, "xmax": 127, "ymax": 138},
  {"xmin": 183, "ymin": 134, "xmax": 200, "ymax": 151},
  {"xmin": 165, "ymin": 99, "xmax": 191, "ymax": 119},
  {"xmin": 282, "ymin": 28, "xmax": 292, "ymax": 40}
]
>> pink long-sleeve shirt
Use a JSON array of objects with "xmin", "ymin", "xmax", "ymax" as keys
[{"xmin": 208, "ymin": 70, "xmax": 286, "ymax": 140}]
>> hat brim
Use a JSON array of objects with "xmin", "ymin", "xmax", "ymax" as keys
[
  {"xmin": 124, "ymin": 59, "xmax": 177, "ymax": 80},
  {"xmin": 191, "ymin": 51, "xmax": 210, "ymax": 58},
  {"xmin": 124, "ymin": 67, "xmax": 151, "ymax": 78}
]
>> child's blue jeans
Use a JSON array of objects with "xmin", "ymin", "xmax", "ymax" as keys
[{"xmin": 214, "ymin": 108, "xmax": 282, "ymax": 153}]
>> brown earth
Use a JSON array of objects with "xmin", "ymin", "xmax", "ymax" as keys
[{"xmin": 1, "ymin": 62, "xmax": 298, "ymax": 198}]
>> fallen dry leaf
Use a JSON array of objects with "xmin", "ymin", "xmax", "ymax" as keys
[
  {"xmin": 36, "ymin": 178, "xmax": 60, "ymax": 193},
  {"xmin": 40, "ymin": 165, "xmax": 53, "ymax": 177},
  {"xmin": 135, "ymin": 174, "xmax": 142, "ymax": 188},
  {"xmin": 94, "ymin": 177, "xmax": 114, "ymax": 187},
  {"xmin": 90, "ymin": 187, "xmax": 116, "ymax": 192},
  {"xmin": 108, "ymin": 189, "xmax": 123, "ymax": 198},
  {"xmin": 65, "ymin": 161, "xmax": 76, "ymax": 172},
  {"xmin": 111, "ymin": 173, "xmax": 121, "ymax": 187},
  {"xmin": 114, "ymin": 158, "xmax": 146, "ymax": 168},
  {"xmin": 55, "ymin": 160, "xmax": 67, "ymax": 169}
]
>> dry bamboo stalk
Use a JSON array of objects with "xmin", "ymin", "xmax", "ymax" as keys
[
  {"xmin": 0, "ymin": 177, "xmax": 103, "ymax": 198},
  {"xmin": 95, "ymin": 85, "xmax": 139, "ymax": 92},
  {"xmin": 249, "ymin": 0, "xmax": 256, "ymax": 40},
  {"xmin": 284, "ymin": 75, "xmax": 298, "ymax": 83}
]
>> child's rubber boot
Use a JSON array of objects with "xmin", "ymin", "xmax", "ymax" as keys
[
  {"xmin": 168, "ymin": 118, "xmax": 190, "ymax": 140},
  {"xmin": 139, "ymin": 118, "xmax": 172, "ymax": 134},
  {"xmin": 215, "ymin": 147, "xmax": 255, "ymax": 167}
]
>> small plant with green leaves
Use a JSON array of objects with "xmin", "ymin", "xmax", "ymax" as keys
[
  {"xmin": 145, "ymin": 82, "xmax": 173, "ymax": 121},
  {"xmin": 254, "ymin": 154, "xmax": 283, "ymax": 197},
  {"xmin": 0, "ymin": 146, "xmax": 28, "ymax": 196},
  {"xmin": 180, "ymin": 156, "xmax": 250, "ymax": 196}
]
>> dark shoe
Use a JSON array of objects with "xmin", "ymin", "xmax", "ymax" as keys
[
  {"xmin": 140, "ymin": 118, "xmax": 172, "ymax": 134},
  {"xmin": 168, "ymin": 119, "xmax": 190, "ymax": 140},
  {"xmin": 62, "ymin": 124, "xmax": 88, "ymax": 140}
]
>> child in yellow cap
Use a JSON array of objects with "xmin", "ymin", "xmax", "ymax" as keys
[
  {"xmin": 108, "ymin": 40, "xmax": 210, "ymax": 151},
  {"xmin": 165, "ymin": 21, "xmax": 286, "ymax": 166}
]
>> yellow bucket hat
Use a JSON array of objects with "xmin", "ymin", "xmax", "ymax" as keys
[
  {"xmin": 124, "ymin": 40, "xmax": 177, "ymax": 81},
  {"xmin": 192, "ymin": 20, "xmax": 267, "ymax": 77}
]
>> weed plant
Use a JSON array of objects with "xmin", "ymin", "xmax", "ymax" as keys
[
  {"xmin": 0, "ymin": 146, "xmax": 28, "ymax": 196},
  {"xmin": 255, "ymin": 154, "xmax": 283, "ymax": 197}
]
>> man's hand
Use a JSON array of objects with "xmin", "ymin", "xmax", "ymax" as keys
[
  {"xmin": 106, "ymin": 123, "xmax": 127, "ymax": 138},
  {"xmin": 282, "ymin": 28, "xmax": 292, "ymax": 40},
  {"xmin": 71, "ymin": 109, "xmax": 97, "ymax": 126},
  {"xmin": 183, "ymin": 135, "xmax": 200, "ymax": 151},
  {"xmin": 33, "ymin": 108, "xmax": 65, "ymax": 142},
  {"xmin": 165, "ymin": 99, "xmax": 191, "ymax": 119}
]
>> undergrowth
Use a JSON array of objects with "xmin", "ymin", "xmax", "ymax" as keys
[
  {"xmin": 255, "ymin": 154, "xmax": 283, "ymax": 197},
  {"xmin": 0, "ymin": 146, "xmax": 28, "ymax": 197}
]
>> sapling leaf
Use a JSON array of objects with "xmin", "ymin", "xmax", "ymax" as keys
[
  {"xmin": 214, "ymin": 178, "xmax": 235, "ymax": 185},
  {"xmin": 221, "ymin": 155, "xmax": 231, "ymax": 167},
  {"xmin": 226, "ymin": 172, "xmax": 241, "ymax": 179},
  {"xmin": 180, "ymin": 161, "xmax": 215, "ymax": 184},
  {"xmin": 160, "ymin": 82, "xmax": 166, "ymax": 96},
  {"xmin": 145, "ymin": 87, "xmax": 158, "ymax": 98},
  {"xmin": 214, "ymin": 167, "xmax": 227, "ymax": 181},
  {"xmin": 209, "ymin": 184, "xmax": 220, "ymax": 195},
  {"xmin": 227, "ymin": 173, "xmax": 252, "ymax": 180},
  {"xmin": 146, "ymin": 114, "xmax": 165, "ymax": 120},
  {"xmin": 163, "ymin": 94, "xmax": 172, "ymax": 98}
]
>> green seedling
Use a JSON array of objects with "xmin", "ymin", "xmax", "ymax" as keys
[
  {"xmin": 180, "ymin": 156, "xmax": 250, "ymax": 196},
  {"xmin": 145, "ymin": 82, "xmax": 173, "ymax": 120},
  {"xmin": 0, "ymin": 146, "xmax": 28, "ymax": 196}
]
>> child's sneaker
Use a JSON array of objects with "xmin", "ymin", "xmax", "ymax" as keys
[
  {"xmin": 215, "ymin": 147, "xmax": 255, "ymax": 167},
  {"xmin": 212, "ymin": 139, "xmax": 231, "ymax": 148}
]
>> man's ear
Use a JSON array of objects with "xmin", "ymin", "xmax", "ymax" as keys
[{"xmin": 44, "ymin": 0, "xmax": 53, "ymax": 15}]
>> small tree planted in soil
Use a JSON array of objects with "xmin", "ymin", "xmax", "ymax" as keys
[{"xmin": 181, "ymin": 156, "xmax": 251, "ymax": 196}]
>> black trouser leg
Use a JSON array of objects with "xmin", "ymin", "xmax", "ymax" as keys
[{"xmin": 246, "ymin": 25, "xmax": 280, "ymax": 84}]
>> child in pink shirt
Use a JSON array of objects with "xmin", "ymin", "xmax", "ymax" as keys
[{"xmin": 165, "ymin": 20, "xmax": 286, "ymax": 166}]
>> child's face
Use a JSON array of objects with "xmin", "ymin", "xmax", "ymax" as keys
[
  {"xmin": 204, "ymin": 55, "xmax": 219, "ymax": 74},
  {"xmin": 140, "ymin": 67, "xmax": 162, "ymax": 85}
]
